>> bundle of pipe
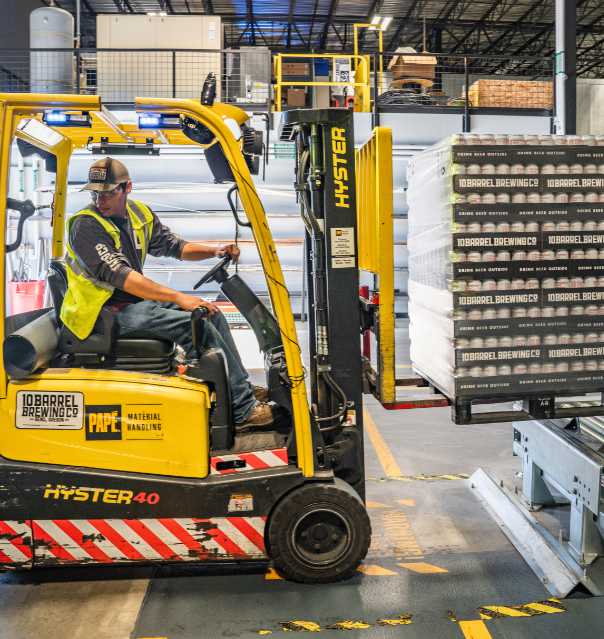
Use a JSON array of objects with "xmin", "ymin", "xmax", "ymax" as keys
[{"xmin": 4, "ymin": 311, "xmax": 59, "ymax": 379}]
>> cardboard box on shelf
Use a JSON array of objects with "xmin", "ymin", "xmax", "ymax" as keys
[
  {"xmin": 388, "ymin": 54, "xmax": 437, "ymax": 80},
  {"xmin": 281, "ymin": 62, "xmax": 310, "ymax": 76},
  {"xmin": 286, "ymin": 88, "xmax": 306, "ymax": 107}
]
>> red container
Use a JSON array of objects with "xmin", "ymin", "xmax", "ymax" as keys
[{"xmin": 8, "ymin": 280, "xmax": 46, "ymax": 315}]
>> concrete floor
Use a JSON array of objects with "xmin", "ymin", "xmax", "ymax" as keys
[{"xmin": 0, "ymin": 323, "xmax": 602, "ymax": 638}]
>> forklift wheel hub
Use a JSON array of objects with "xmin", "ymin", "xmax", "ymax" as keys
[{"xmin": 291, "ymin": 508, "xmax": 352, "ymax": 566}]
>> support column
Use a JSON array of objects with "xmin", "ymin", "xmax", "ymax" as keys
[{"xmin": 554, "ymin": 0, "xmax": 577, "ymax": 134}]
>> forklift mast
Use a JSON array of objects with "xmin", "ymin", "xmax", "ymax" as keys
[{"xmin": 280, "ymin": 109, "xmax": 365, "ymax": 495}]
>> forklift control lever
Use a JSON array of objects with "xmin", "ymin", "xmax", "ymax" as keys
[
  {"xmin": 193, "ymin": 255, "xmax": 231, "ymax": 290},
  {"xmin": 6, "ymin": 198, "xmax": 35, "ymax": 253}
]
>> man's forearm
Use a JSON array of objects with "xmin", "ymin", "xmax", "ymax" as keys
[
  {"xmin": 180, "ymin": 242, "xmax": 217, "ymax": 261},
  {"xmin": 122, "ymin": 270, "xmax": 180, "ymax": 303}
]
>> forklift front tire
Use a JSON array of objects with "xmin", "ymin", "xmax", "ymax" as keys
[{"xmin": 267, "ymin": 479, "xmax": 371, "ymax": 583}]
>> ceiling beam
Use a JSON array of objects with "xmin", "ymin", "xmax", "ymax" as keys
[
  {"xmin": 479, "ymin": 0, "xmax": 550, "ymax": 55},
  {"xmin": 287, "ymin": 0, "xmax": 295, "ymax": 49},
  {"xmin": 577, "ymin": 35, "xmax": 604, "ymax": 72},
  {"xmin": 76, "ymin": 0, "xmax": 95, "ymax": 13},
  {"xmin": 319, "ymin": 0, "xmax": 338, "ymax": 50},
  {"xmin": 293, "ymin": 23, "xmax": 309, "ymax": 49},
  {"xmin": 577, "ymin": 55, "xmax": 604, "ymax": 76},
  {"xmin": 387, "ymin": 0, "xmax": 425, "ymax": 51},
  {"xmin": 449, "ymin": 0, "xmax": 510, "ymax": 53},
  {"xmin": 111, "ymin": 0, "xmax": 134, "ymax": 12},
  {"xmin": 308, "ymin": 0, "xmax": 320, "ymax": 50},
  {"xmin": 330, "ymin": 24, "xmax": 345, "ymax": 47},
  {"xmin": 246, "ymin": 0, "xmax": 256, "ymax": 45}
]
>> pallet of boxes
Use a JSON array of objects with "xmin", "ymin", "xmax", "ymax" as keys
[
  {"xmin": 407, "ymin": 133, "xmax": 604, "ymax": 422},
  {"xmin": 467, "ymin": 80, "xmax": 553, "ymax": 109}
]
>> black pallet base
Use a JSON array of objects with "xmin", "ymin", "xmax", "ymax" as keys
[
  {"xmin": 452, "ymin": 393, "xmax": 604, "ymax": 425},
  {"xmin": 411, "ymin": 369, "xmax": 604, "ymax": 425}
]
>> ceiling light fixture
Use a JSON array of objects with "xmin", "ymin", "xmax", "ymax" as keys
[{"xmin": 369, "ymin": 14, "xmax": 392, "ymax": 30}]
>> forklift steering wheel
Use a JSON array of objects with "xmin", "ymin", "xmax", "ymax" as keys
[{"xmin": 193, "ymin": 255, "xmax": 232, "ymax": 290}]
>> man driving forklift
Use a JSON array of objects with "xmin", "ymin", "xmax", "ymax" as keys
[{"xmin": 64, "ymin": 156, "xmax": 275, "ymax": 430}]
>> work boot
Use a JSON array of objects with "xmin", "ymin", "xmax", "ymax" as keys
[
  {"xmin": 235, "ymin": 402, "xmax": 275, "ymax": 432},
  {"xmin": 253, "ymin": 385, "xmax": 270, "ymax": 402}
]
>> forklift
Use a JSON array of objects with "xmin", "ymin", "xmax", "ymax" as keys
[{"xmin": 0, "ymin": 92, "xmax": 376, "ymax": 583}]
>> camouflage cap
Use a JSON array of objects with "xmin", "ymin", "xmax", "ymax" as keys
[{"xmin": 82, "ymin": 157, "xmax": 130, "ymax": 192}]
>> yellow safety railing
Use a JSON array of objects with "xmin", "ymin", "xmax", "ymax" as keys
[
  {"xmin": 355, "ymin": 127, "xmax": 395, "ymax": 404},
  {"xmin": 273, "ymin": 53, "xmax": 371, "ymax": 112},
  {"xmin": 353, "ymin": 23, "xmax": 384, "ymax": 102}
]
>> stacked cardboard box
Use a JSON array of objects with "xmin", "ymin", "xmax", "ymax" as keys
[
  {"xmin": 468, "ymin": 79, "xmax": 553, "ymax": 109},
  {"xmin": 286, "ymin": 89, "xmax": 306, "ymax": 107},
  {"xmin": 388, "ymin": 54, "xmax": 437, "ymax": 81},
  {"xmin": 408, "ymin": 133, "xmax": 604, "ymax": 400}
]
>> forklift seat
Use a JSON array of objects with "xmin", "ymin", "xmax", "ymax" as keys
[{"xmin": 47, "ymin": 260, "xmax": 175, "ymax": 370}]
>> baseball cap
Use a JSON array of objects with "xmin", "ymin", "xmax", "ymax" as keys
[{"xmin": 82, "ymin": 157, "xmax": 130, "ymax": 192}]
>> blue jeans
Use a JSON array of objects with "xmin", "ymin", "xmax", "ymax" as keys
[{"xmin": 115, "ymin": 301, "xmax": 256, "ymax": 423}]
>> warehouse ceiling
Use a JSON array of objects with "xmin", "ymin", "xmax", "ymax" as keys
[{"xmin": 44, "ymin": 0, "xmax": 604, "ymax": 77}]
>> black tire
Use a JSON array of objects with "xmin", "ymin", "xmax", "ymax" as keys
[{"xmin": 267, "ymin": 479, "xmax": 371, "ymax": 584}]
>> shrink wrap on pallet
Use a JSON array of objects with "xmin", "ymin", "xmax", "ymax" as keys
[{"xmin": 407, "ymin": 133, "xmax": 604, "ymax": 401}]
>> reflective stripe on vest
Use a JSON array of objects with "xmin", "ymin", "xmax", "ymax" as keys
[{"xmin": 60, "ymin": 199, "xmax": 154, "ymax": 340}]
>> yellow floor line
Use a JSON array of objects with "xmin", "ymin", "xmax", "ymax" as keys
[
  {"xmin": 398, "ymin": 562, "xmax": 448, "ymax": 574},
  {"xmin": 264, "ymin": 567, "xmax": 283, "ymax": 580},
  {"xmin": 397, "ymin": 498, "xmax": 416, "ymax": 507},
  {"xmin": 363, "ymin": 408, "xmax": 402, "ymax": 477},
  {"xmin": 366, "ymin": 500, "xmax": 391, "ymax": 509},
  {"xmin": 357, "ymin": 564, "xmax": 398, "ymax": 576},
  {"xmin": 459, "ymin": 620, "xmax": 493, "ymax": 639}
]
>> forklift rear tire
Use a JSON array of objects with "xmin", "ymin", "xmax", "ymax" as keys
[{"xmin": 267, "ymin": 479, "xmax": 371, "ymax": 583}]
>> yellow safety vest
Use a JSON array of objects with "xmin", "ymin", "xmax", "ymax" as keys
[{"xmin": 60, "ymin": 199, "xmax": 154, "ymax": 340}]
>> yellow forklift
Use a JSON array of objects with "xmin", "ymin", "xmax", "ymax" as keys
[{"xmin": 0, "ymin": 90, "xmax": 377, "ymax": 582}]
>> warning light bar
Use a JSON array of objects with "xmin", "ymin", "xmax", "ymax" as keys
[
  {"xmin": 43, "ymin": 110, "xmax": 92, "ymax": 127},
  {"xmin": 137, "ymin": 113, "xmax": 182, "ymax": 130}
]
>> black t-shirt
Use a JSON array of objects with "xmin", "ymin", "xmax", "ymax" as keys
[{"xmin": 69, "ymin": 204, "xmax": 186, "ymax": 306}]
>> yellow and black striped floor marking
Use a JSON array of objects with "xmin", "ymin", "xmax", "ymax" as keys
[
  {"xmin": 252, "ymin": 598, "xmax": 566, "ymax": 635},
  {"xmin": 457, "ymin": 598, "xmax": 567, "ymax": 639},
  {"xmin": 478, "ymin": 598, "xmax": 566, "ymax": 620},
  {"xmin": 256, "ymin": 613, "xmax": 414, "ymax": 634},
  {"xmin": 367, "ymin": 473, "xmax": 470, "ymax": 482}
]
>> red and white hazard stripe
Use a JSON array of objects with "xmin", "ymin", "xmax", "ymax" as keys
[
  {"xmin": 30, "ymin": 517, "xmax": 267, "ymax": 565},
  {"xmin": 0, "ymin": 520, "xmax": 33, "ymax": 566},
  {"xmin": 210, "ymin": 448, "xmax": 289, "ymax": 475}
]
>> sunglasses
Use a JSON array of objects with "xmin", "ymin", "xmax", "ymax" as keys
[{"xmin": 91, "ymin": 184, "xmax": 124, "ymax": 202}]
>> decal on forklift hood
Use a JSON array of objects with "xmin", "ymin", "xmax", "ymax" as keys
[
  {"xmin": 42, "ymin": 484, "xmax": 160, "ymax": 505},
  {"xmin": 85, "ymin": 404, "xmax": 122, "ymax": 440},
  {"xmin": 331, "ymin": 127, "xmax": 350, "ymax": 209},
  {"xmin": 16, "ymin": 391, "xmax": 83, "ymax": 429},
  {"xmin": 123, "ymin": 404, "xmax": 165, "ymax": 440}
]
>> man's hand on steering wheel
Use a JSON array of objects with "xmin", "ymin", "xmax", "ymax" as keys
[
  {"xmin": 174, "ymin": 292, "xmax": 218, "ymax": 314},
  {"xmin": 215, "ymin": 243, "xmax": 240, "ymax": 262}
]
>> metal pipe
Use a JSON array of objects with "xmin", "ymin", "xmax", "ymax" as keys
[
  {"xmin": 4, "ymin": 311, "xmax": 59, "ymax": 380},
  {"xmin": 463, "ymin": 56, "xmax": 470, "ymax": 133},
  {"xmin": 75, "ymin": 0, "xmax": 81, "ymax": 49},
  {"xmin": 580, "ymin": 416, "xmax": 604, "ymax": 445}
]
